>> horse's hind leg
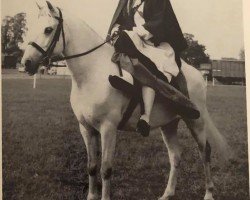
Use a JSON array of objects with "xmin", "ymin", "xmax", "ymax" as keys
[
  {"xmin": 181, "ymin": 63, "xmax": 215, "ymax": 199},
  {"xmin": 185, "ymin": 118, "xmax": 214, "ymax": 200},
  {"xmin": 79, "ymin": 124, "xmax": 100, "ymax": 200},
  {"xmin": 159, "ymin": 118, "xmax": 182, "ymax": 200}
]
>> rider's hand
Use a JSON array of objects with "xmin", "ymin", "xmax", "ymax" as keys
[
  {"xmin": 111, "ymin": 26, "xmax": 119, "ymax": 36},
  {"xmin": 110, "ymin": 24, "xmax": 120, "ymax": 45}
]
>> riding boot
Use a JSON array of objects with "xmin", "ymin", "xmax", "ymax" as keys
[
  {"xmin": 136, "ymin": 86, "xmax": 155, "ymax": 137},
  {"xmin": 136, "ymin": 119, "xmax": 150, "ymax": 137}
]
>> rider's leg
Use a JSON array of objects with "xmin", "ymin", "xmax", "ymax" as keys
[
  {"xmin": 140, "ymin": 86, "xmax": 155, "ymax": 123},
  {"xmin": 136, "ymin": 86, "xmax": 155, "ymax": 137}
]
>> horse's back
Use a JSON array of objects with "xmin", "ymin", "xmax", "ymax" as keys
[{"xmin": 123, "ymin": 96, "xmax": 178, "ymax": 131}]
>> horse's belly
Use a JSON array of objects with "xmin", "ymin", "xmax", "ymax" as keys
[
  {"xmin": 70, "ymin": 79, "xmax": 177, "ymax": 132},
  {"xmin": 122, "ymin": 97, "xmax": 178, "ymax": 131}
]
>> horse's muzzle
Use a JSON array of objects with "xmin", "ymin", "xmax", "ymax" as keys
[{"xmin": 24, "ymin": 59, "xmax": 37, "ymax": 75}]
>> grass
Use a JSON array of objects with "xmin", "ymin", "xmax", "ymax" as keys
[{"xmin": 2, "ymin": 78, "xmax": 249, "ymax": 200}]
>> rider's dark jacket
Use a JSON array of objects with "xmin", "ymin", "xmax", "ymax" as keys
[
  {"xmin": 106, "ymin": 0, "xmax": 199, "ymax": 119},
  {"xmin": 107, "ymin": 0, "xmax": 187, "ymax": 53}
]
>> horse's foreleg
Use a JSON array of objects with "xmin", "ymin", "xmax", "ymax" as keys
[
  {"xmin": 79, "ymin": 124, "xmax": 100, "ymax": 200},
  {"xmin": 185, "ymin": 118, "xmax": 214, "ymax": 200},
  {"xmin": 99, "ymin": 120, "xmax": 117, "ymax": 200},
  {"xmin": 159, "ymin": 119, "xmax": 181, "ymax": 200}
]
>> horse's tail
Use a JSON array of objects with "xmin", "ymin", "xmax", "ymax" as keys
[{"xmin": 204, "ymin": 108, "xmax": 232, "ymax": 162}]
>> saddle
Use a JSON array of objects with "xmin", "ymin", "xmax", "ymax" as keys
[{"xmin": 109, "ymin": 54, "xmax": 200, "ymax": 130}]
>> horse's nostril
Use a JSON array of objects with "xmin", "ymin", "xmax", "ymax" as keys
[
  {"xmin": 24, "ymin": 60, "xmax": 32, "ymax": 72},
  {"xmin": 25, "ymin": 60, "xmax": 32, "ymax": 67}
]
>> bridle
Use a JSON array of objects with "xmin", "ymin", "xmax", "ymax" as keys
[
  {"xmin": 28, "ymin": 7, "xmax": 118, "ymax": 67},
  {"xmin": 28, "ymin": 8, "xmax": 66, "ymax": 67}
]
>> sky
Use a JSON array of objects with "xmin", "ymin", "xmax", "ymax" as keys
[{"xmin": 1, "ymin": 0, "xmax": 245, "ymax": 59}]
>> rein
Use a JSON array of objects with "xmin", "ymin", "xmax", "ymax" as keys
[
  {"xmin": 50, "ymin": 32, "xmax": 118, "ymax": 64},
  {"xmin": 29, "ymin": 7, "xmax": 118, "ymax": 67}
]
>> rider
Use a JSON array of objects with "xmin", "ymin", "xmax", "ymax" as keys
[{"xmin": 107, "ymin": 0, "xmax": 187, "ymax": 136}]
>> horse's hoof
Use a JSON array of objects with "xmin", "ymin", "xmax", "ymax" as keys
[
  {"xmin": 87, "ymin": 194, "xmax": 99, "ymax": 200},
  {"xmin": 87, "ymin": 197, "xmax": 98, "ymax": 200},
  {"xmin": 204, "ymin": 193, "xmax": 214, "ymax": 200},
  {"xmin": 158, "ymin": 196, "xmax": 173, "ymax": 200}
]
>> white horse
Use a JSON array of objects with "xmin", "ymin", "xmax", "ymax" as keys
[{"xmin": 22, "ymin": 2, "xmax": 229, "ymax": 200}]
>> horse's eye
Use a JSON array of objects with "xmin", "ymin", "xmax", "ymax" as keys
[{"xmin": 44, "ymin": 27, "xmax": 53, "ymax": 34}]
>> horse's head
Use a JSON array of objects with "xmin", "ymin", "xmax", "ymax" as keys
[{"xmin": 22, "ymin": 1, "xmax": 65, "ymax": 75}]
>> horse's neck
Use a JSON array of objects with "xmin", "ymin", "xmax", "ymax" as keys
[
  {"xmin": 63, "ymin": 15, "xmax": 115, "ymax": 85},
  {"xmin": 64, "ymin": 16, "xmax": 104, "ymax": 56}
]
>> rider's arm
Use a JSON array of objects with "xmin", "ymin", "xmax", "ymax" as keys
[
  {"xmin": 134, "ymin": 3, "xmax": 152, "ymax": 40},
  {"xmin": 142, "ymin": 0, "xmax": 167, "ymax": 38}
]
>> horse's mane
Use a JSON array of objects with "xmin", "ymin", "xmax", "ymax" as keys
[{"xmin": 62, "ymin": 8, "xmax": 105, "ymax": 41}]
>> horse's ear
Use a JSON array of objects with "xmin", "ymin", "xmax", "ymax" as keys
[
  {"xmin": 36, "ymin": 2, "xmax": 42, "ymax": 10},
  {"xmin": 46, "ymin": 1, "xmax": 55, "ymax": 12}
]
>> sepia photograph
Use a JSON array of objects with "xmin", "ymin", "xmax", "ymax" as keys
[{"xmin": 1, "ymin": 0, "xmax": 248, "ymax": 199}]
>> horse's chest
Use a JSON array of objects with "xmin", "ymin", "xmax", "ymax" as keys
[{"xmin": 70, "ymin": 86, "xmax": 123, "ymax": 129}]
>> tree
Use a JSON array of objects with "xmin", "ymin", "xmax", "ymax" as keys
[
  {"xmin": 1, "ymin": 13, "xmax": 27, "ymax": 54},
  {"xmin": 239, "ymin": 48, "xmax": 245, "ymax": 60},
  {"xmin": 13, "ymin": 13, "xmax": 28, "ymax": 46},
  {"xmin": 1, "ymin": 16, "xmax": 14, "ymax": 54},
  {"xmin": 1, "ymin": 13, "xmax": 27, "ymax": 68},
  {"xmin": 181, "ymin": 33, "xmax": 210, "ymax": 68}
]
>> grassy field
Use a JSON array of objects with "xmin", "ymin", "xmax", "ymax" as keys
[{"xmin": 2, "ymin": 77, "xmax": 249, "ymax": 200}]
